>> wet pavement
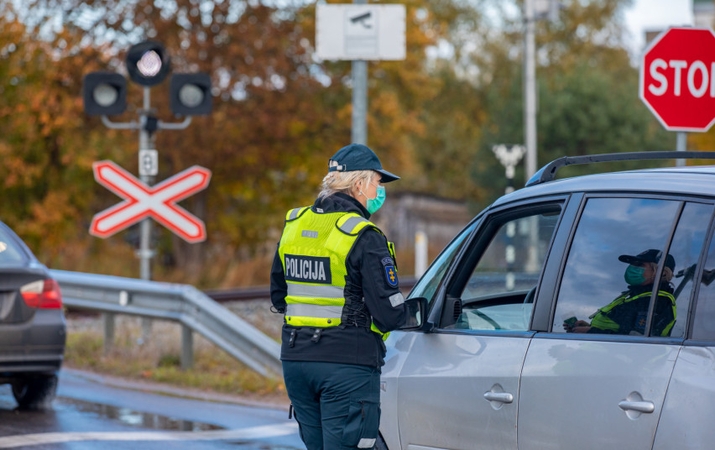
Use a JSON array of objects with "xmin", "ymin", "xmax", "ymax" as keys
[{"xmin": 0, "ymin": 369, "xmax": 303, "ymax": 449}]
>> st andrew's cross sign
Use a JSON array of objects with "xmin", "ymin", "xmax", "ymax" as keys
[{"xmin": 90, "ymin": 161, "xmax": 211, "ymax": 243}]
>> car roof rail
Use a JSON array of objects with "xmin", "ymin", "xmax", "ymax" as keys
[{"xmin": 526, "ymin": 151, "xmax": 715, "ymax": 187}]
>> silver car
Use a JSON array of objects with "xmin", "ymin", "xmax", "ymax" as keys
[
  {"xmin": 379, "ymin": 152, "xmax": 715, "ymax": 450},
  {"xmin": 0, "ymin": 220, "xmax": 66, "ymax": 410}
]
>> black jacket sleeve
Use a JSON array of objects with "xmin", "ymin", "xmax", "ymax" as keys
[
  {"xmin": 348, "ymin": 228, "xmax": 407, "ymax": 333},
  {"xmin": 269, "ymin": 245, "xmax": 287, "ymax": 313}
]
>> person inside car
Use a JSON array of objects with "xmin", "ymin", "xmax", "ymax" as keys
[{"xmin": 564, "ymin": 249, "xmax": 676, "ymax": 336}]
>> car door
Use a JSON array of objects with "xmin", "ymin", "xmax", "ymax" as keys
[
  {"xmin": 653, "ymin": 207, "xmax": 715, "ymax": 449},
  {"xmin": 394, "ymin": 200, "xmax": 564, "ymax": 450},
  {"xmin": 519, "ymin": 197, "xmax": 711, "ymax": 450}
]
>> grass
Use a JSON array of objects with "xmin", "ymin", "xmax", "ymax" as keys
[{"xmin": 64, "ymin": 311, "xmax": 287, "ymax": 402}]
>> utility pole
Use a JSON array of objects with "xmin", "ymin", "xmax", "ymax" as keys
[
  {"xmin": 352, "ymin": 0, "xmax": 368, "ymax": 145},
  {"xmin": 524, "ymin": 0, "xmax": 537, "ymax": 182}
]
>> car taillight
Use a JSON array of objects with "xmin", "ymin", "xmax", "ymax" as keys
[{"xmin": 20, "ymin": 278, "xmax": 63, "ymax": 309}]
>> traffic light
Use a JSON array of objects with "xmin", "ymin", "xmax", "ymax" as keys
[
  {"xmin": 83, "ymin": 72, "xmax": 127, "ymax": 116},
  {"xmin": 126, "ymin": 41, "xmax": 171, "ymax": 87},
  {"xmin": 170, "ymin": 73, "xmax": 212, "ymax": 116}
]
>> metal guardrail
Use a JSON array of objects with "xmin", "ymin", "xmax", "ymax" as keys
[
  {"xmin": 50, "ymin": 269, "xmax": 282, "ymax": 379},
  {"xmin": 203, "ymin": 277, "xmax": 418, "ymax": 303}
]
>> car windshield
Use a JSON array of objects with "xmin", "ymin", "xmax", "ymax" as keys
[{"xmin": 0, "ymin": 226, "xmax": 28, "ymax": 266}]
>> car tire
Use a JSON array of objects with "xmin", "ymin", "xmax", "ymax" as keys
[
  {"xmin": 375, "ymin": 434, "xmax": 389, "ymax": 450},
  {"xmin": 12, "ymin": 374, "xmax": 58, "ymax": 410}
]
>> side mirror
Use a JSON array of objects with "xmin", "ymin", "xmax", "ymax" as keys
[{"xmin": 400, "ymin": 297, "xmax": 432, "ymax": 331}]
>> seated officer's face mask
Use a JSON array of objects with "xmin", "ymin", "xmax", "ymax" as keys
[{"xmin": 624, "ymin": 264, "xmax": 646, "ymax": 286}]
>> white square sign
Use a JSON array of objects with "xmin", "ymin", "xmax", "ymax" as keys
[
  {"xmin": 316, "ymin": 4, "xmax": 406, "ymax": 61},
  {"xmin": 138, "ymin": 149, "xmax": 158, "ymax": 176}
]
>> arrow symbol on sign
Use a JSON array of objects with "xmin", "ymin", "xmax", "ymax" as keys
[{"xmin": 90, "ymin": 161, "xmax": 212, "ymax": 243}]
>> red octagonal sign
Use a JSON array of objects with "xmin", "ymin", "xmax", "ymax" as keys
[{"xmin": 640, "ymin": 27, "xmax": 715, "ymax": 132}]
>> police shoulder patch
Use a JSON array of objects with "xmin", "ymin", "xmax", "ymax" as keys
[{"xmin": 384, "ymin": 265, "xmax": 398, "ymax": 288}]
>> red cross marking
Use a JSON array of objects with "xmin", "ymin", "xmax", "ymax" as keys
[{"xmin": 90, "ymin": 160, "xmax": 212, "ymax": 243}]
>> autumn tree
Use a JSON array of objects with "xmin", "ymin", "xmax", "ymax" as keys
[
  {"xmin": 12, "ymin": 0, "xmax": 462, "ymax": 285},
  {"xmin": 0, "ymin": 2, "xmax": 138, "ymax": 269},
  {"xmin": 3, "ymin": 0, "xmax": 682, "ymax": 286}
]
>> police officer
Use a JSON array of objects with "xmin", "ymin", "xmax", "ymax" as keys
[
  {"xmin": 270, "ymin": 143, "xmax": 407, "ymax": 450},
  {"xmin": 565, "ymin": 249, "xmax": 676, "ymax": 336}
]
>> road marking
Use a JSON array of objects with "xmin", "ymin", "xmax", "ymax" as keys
[{"xmin": 0, "ymin": 423, "xmax": 299, "ymax": 448}]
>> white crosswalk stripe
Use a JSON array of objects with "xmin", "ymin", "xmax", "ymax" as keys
[{"xmin": 0, "ymin": 423, "xmax": 299, "ymax": 448}]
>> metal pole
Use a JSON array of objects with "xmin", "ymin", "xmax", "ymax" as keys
[
  {"xmin": 181, "ymin": 325, "xmax": 194, "ymax": 371},
  {"xmin": 524, "ymin": 0, "xmax": 537, "ymax": 182},
  {"xmin": 414, "ymin": 231, "xmax": 428, "ymax": 278},
  {"xmin": 139, "ymin": 87, "xmax": 155, "ymax": 281},
  {"xmin": 352, "ymin": 0, "xmax": 368, "ymax": 145},
  {"xmin": 505, "ymin": 168, "xmax": 516, "ymax": 291},
  {"xmin": 676, "ymin": 132, "xmax": 687, "ymax": 167},
  {"xmin": 139, "ymin": 87, "xmax": 155, "ymax": 345}
]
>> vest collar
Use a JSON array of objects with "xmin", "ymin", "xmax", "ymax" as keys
[{"xmin": 313, "ymin": 192, "xmax": 370, "ymax": 219}]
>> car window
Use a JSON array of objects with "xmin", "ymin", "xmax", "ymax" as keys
[
  {"xmin": 662, "ymin": 202, "xmax": 713, "ymax": 338},
  {"xmin": 0, "ymin": 226, "xmax": 28, "ymax": 265},
  {"xmin": 408, "ymin": 220, "xmax": 476, "ymax": 306},
  {"xmin": 553, "ymin": 197, "xmax": 709, "ymax": 338},
  {"xmin": 691, "ymin": 223, "xmax": 715, "ymax": 341},
  {"xmin": 445, "ymin": 204, "xmax": 562, "ymax": 331}
]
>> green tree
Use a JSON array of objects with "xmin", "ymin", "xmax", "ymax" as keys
[{"xmin": 470, "ymin": 0, "xmax": 673, "ymax": 201}]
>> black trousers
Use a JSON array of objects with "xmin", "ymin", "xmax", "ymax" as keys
[{"xmin": 283, "ymin": 361, "xmax": 381, "ymax": 450}]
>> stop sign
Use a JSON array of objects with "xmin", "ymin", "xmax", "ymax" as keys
[{"xmin": 639, "ymin": 27, "xmax": 715, "ymax": 132}]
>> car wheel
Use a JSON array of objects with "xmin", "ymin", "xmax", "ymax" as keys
[
  {"xmin": 374, "ymin": 434, "xmax": 389, "ymax": 450},
  {"xmin": 12, "ymin": 374, "xmax": 58, "ymax": 410}
]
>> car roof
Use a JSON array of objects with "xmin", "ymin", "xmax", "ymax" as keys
[{"xmin": 496, "ymin": 164, "xmax": 715, "ymax": 207}]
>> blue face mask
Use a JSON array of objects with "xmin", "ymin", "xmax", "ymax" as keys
[
  {"xmin": 624, "ymin": 264, "xmax": 646, "ymax": 286},
  {"xmin": 366, "ymin": 185, "xmax": 386, "ymax": 214}
]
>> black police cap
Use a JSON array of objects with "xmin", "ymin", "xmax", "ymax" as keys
[
  {"xmin": 328, "ymin": 143, "xmax": 399, "ymax": 183},
  {"xmin": 619, "ymin": 249, "xmax": 676, "ymax": 271}
]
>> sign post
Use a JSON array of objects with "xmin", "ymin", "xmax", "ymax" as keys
[
  {"xmin": 639, "ymin": 27, "xmax": 715, "ymax": 165},
  {"xmin": 83, "ymin": 41, "xmax": 212, "ymax": 362},
  {"xmin": 316, "ymin": 3, "xmax": 406, "ymax": 145}
]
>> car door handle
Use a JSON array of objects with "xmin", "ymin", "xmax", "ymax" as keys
[
  {"xmin": 618, "ymin": 400, "xmax": 655, "ymax": 414},
  {"xmin": 483, "ymin": 392, "xmax": 514, "ymax": 404}
]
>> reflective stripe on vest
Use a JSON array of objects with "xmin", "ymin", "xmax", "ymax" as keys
[
  {"xmin": 286, "ymin": 207, "xmax": 309, "ymax": 221},
  {"xmin": 339, "ymin": 215, "xmax": 371, "ymax": 235},
  {"xmin": 287, "ymin": 284, "xmax": 344, "ymax": 301},
  {"xmin": 285, "ymin": 303, "xmax": 344, "ymax": 319}
]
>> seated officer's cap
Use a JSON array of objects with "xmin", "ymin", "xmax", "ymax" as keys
[
  {"xmin": 328, "ymin": 143, "xmax": 400, "ymax": 183},
  {"xmin": 619, "ymin": 248, "xmax": 675, "ymax": 271}
]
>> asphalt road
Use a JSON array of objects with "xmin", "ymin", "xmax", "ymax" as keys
[{"xmin": 0, "ymin": 369, "xmax": 304, "ymax": 449}]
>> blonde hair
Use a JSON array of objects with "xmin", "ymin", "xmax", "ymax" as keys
[
  {"xmin": 661, "ymin": 266, "xmax": 674, "ymax": 282},
  {"xmin": 318, "ymin": 170, "xmax": 375, "ymax": 200}
]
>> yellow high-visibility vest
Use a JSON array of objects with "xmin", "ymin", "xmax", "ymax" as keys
[
  {"xmin": 590, "ymin": 290, "xmax": 676, "ymax": 336},
  {"xmin": 278, "ymin": 206, "xmax": 392, "ymax": 339}
]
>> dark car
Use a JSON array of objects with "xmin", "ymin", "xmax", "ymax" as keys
[
  {"xmin": 380, "ymin": 151, "xmax": 715, "ymax": 450},
  {"xmin": 0, "ymin": 220, "xmax": 65, "ymax": 409}
]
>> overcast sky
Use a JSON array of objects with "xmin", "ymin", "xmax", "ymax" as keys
[{"xmin": 623, "ymin": 0, "xmax": 694, "ymax": 57}]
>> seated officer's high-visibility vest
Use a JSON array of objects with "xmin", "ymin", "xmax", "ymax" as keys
[
  {"xmin": 589, "ymin": 289, "xmax": 676, "ymax": 336},
  {"xmin": 278, "ymin": 206, "xmax": 394, "ymax": 339}
]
